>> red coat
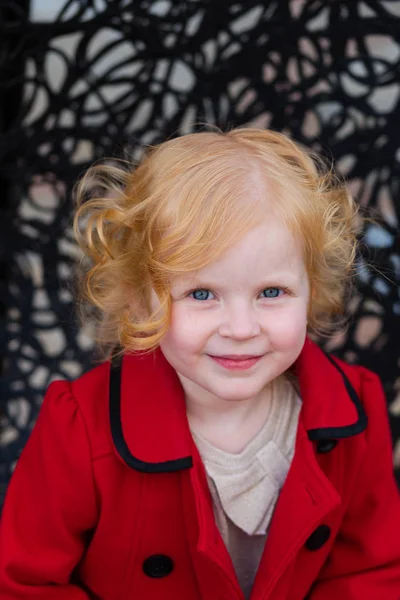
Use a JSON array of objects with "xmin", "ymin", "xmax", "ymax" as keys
[{"xmin": 1, "ymin": 338, "xmax": 400, "ymax": 599}]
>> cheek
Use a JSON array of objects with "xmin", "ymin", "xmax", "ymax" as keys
[
  {"xmin": 266, "ymin": 304, "xmax": 308, "ymax": 347},
  {"xmin": 162, "ymin": 307, "xmax": 211, "ymax": 352}
]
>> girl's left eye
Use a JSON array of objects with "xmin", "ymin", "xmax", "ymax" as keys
[
  {"xmin": 189, "ymin": 289, "xmax": 214, "ymax": 301},
  {"xmin": 261, "ymin": 287, "xmax": 283, "ymax": 298}
]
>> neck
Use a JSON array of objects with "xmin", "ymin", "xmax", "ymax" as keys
[{"xmin": 178, "ymin": 374, "xmax": 275, "ymax": 453}]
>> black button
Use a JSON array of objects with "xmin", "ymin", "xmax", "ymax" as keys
[
  {"xmin": 316, "ymin": 439, "xmax": 337, "ymax": 454},
  {"xmin": 305, "ymin": 525, "xmax": 331, "ymax": 551},
  {"xmin": 143, "ymin": 554, "xmax": 174, "ymax": 578}
]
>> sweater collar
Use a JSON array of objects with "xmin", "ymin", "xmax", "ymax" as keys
[{"xmin": 109, "ymin": 337, "xmax": 367, "ymax": 473}]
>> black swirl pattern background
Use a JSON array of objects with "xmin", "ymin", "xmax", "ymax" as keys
[{"xmin": 1, "ymin": 0, "xmax": 400, "ymax": 504}]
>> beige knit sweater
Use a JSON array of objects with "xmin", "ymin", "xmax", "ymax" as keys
[{"xmin": 191, "ymin": 376, "xmax": 301, "ymax": 600}]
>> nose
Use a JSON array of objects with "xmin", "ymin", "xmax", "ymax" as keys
[{"xmin": 218, "ymin": 303, "xmax": 261, "ymax": 339}]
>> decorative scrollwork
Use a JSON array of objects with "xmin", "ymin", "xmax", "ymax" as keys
[{"xmin": 1, "ymin": 0, "xmax": 399, "ymax": 503}]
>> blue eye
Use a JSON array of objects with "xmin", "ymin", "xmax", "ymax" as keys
[
  {"xmin": 261, "ymin": 287, "xmax": 282, "ymax": 298},
  {"xmin": 190, "ymin": 289, "xmax": 213, "ymax": 301}
]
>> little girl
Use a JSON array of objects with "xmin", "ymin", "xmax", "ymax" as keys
[{"xmin": 1, "ymin": 128, "xmax": 400, "ymax": 600}]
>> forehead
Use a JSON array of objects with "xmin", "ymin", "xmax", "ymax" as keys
[{"xmin": 173, "ymin": 217, "xmax": 306, "ymax": 287}]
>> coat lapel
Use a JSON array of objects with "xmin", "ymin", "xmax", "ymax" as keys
[
  {"xmin": 182, "ymin": 445, "xmax": 245, "ymax": 600},
  {"xmin": 109, "ymin": 347, "xmax": 193, "ymax": 472},
  {"xmin": 295, "ymin": 338, "xmax": 367, "ymax": 439},
  {"xmin": 250, "ymin": 339, "xmax": 367, "ymax": 599},
  {"xmin": 250, "ymin": 416, "xmax": 342, "ymax": 599}
]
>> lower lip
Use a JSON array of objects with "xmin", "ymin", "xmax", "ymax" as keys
[{"xmin": 210, "ymin": 356, "xmax": 262, "ymax": 370}]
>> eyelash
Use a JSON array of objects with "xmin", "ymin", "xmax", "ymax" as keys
[{"xmin": 187, "ymin": 287, "xmax": 291, "ymax": 301}]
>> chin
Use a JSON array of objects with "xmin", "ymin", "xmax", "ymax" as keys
[{"xmin": 211, "ymin": 386, "xmax": 263, "ymax": 401}]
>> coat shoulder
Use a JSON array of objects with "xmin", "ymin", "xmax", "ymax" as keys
[{"xmin": 67, "ymin": 359, "xmax": 114, "ymax": 458}]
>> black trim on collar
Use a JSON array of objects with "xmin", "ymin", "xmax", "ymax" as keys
[
  {"xmin": 109, "ymin": 354, "xmax": 193, "ymax": 473},
  {"xmin": 307, "ymin": 353, "xmax": 368, "ymax": 442},
  {"xmin": 109, "ymin": 350, "xmax": 368, "ymax": 472}
]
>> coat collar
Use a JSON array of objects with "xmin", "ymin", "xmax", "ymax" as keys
[{"xmin": 109, "ymin": 337, "xmax": 367, "ymax": 473}]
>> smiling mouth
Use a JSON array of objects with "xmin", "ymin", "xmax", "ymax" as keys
[
  {"xmin": 210, "ymin": 355, "xmax": 263, "ymax": 360},
  {"xmin": 208, "ymin": 355, "xmax": 263, "ymax": 370}
]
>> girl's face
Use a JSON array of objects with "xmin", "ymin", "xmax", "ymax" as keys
[{"xmin": 154, "ymin": 215, "xmax": 310, "ymax": 408}]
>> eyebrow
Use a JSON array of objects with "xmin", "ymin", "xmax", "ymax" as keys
[{"xmin": 176, "ymin": 273, "xmax": 301, "ymax": 290}]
